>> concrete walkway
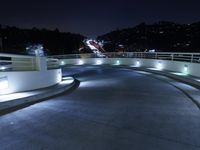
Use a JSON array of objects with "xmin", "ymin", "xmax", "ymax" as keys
[
  {"xmin": 131, "ymin": 66, "xmax": 200, "ymax": 108},
  {"xmin": 0, "ymin": 66, "xmax": 200, "ymax": 150}
]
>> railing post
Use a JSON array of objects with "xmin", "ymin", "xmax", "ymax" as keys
[
  {"xmin": 171, "ymin": 54, "xmax": 174, "ymax": 61},
  {"xmin": 31, "ymin": 58, "xmax": 34, "ymax": 70},
  {"xmin": 191, "ymin": 54, "xmax": 193, "ymax": 63},
  {"xmin": 155, "ymin": 53, "xmax": 158, "ymax": 59},
  {"xmin": 36, "ymin": 56, "xmax": 47, "ymax": 71}
]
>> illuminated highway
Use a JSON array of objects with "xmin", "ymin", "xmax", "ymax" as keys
[
  {"xmin": 85, "ymin": 39, "xmax": 105, "ymax": 57},
  {"xmin": 0, "ymin": 66, "xmax": 200, "ymax": 150}
]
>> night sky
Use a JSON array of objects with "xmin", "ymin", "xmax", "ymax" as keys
[{"xmin": 1, "ymin": 0, "xmax": 200, "ymax": 37}]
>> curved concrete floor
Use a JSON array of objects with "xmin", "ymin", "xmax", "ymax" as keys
[{"xmin": 0, "ymin": 66, "xmax": 200, "ymax": 150}]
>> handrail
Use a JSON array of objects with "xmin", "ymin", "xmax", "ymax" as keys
[
  {"xmin": 48, "ymin": 52, "xmax": 200, "ymax": 64},
  {"xmin": 1, "ymin": 52, "xmax": 199, "ymax": 71},
  {"xmin": 0, "ymin": 53, "xmax": 61, "ymax": 71},
  {"xmin": 46, "ymin": 58, "xmax": 60, "ymax": 69},
  {"xmin": 0, "ymin": 54, "xmax": 37, "ymax": 71},
  {"xmin": 0, "ymin": 53, "xmax": 38, "ymax": 58}
]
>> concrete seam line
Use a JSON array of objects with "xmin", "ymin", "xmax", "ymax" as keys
[
  {"xmin": 130, "ymin": 67, "xmax": 200, "ymax": 110},
  {"xmin": 149, "ymin": 74, "xmax": 200, "ymax": 110}
]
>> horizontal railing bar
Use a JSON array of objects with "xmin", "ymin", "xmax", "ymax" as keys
[
  {"xmin": 0, "ymin": 53, "xmax": 37, "ymax": 58},
  {"xmin": 48, "ymin": 52, "xmax": 200, "ymax": 64}
]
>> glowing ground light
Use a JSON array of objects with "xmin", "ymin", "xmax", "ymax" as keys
[
  {"xmin": 116, "ymin": 60, "xmax": 120, "ymax": 65},
  {"xmin": 0, "ymin": 76, "xmax": 9, "ymax": 90},
  {"xmin": 60, "ymin": 61, "xmax": 65, "ymax": 65},
  {"xmin": 96, "ymin": 60, "xmax": 102, "ymax": 65},
  {"xmin": 184, "ymin": 65, "xmax": 188, "ymax": 73},
  {"xmin": 0, "ymin": 66, "xmax": 6, "ymax": 70},
  {"xmin": 157, "ymin": 61, "xmax": 163, "ymax": 70},
  {"xmin": 136, "ymin": 60, "xmax": 140, "ymax": 66},
  {"xmin": 78, "ymin": 60, "xmax": 84, "ymax": 65}
]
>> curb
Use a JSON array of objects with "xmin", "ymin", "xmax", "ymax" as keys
[
  {"xmin": 132, "ymin": 67, "xmax": 200, "ymax": 89},
  {"xmin": 130, "ymin": 67, "xmax": 200, "ymax": 109},
  {"xmin": 0, "ymin": 78, "xmax": 79, "ymax": 114}
]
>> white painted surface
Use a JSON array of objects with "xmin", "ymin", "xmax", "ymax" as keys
[
  {"xmin": 0, "ymin": 56, "xmax": 61, "ymax": 95},
  {"xmin": 0, "ymin": 69, "xmax": 62, "ymax": 95},
  {"xmin": 61, "ymin": 58, "xmax": 200, "ymax": 77},
  {"xmin": 1, "ymin": 54, "xmax": 199, "ymax": 95}
]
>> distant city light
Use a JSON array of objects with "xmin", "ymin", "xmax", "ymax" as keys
[
  {"xmin": 148, "ymin": 49, "xmax": 156, "ymax": 52},
  {"xmin": 0, "ymin": 76, "xmax": 9, "ymax": 90},
  {"xmin": 86, "ymin": 39, "xmax": 97, "ymax": 50}
]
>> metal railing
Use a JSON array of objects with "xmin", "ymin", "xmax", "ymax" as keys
[
  {"xmin": 46, "ymin": 58, "xmax": 60, "ymax": 69},
  {"xmin": 0, "ymin": 53, "xmax": 37, "ymax": 71},
  {"xmin": 1, "ymin": 52, "xmax": 199, "ymax": 71},
  {"xmin": 48, "ymin": 52, "xmax": 200, "ymax": 63}
]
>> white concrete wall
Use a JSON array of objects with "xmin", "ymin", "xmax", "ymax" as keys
[
  {"xmin": 0, "ymin": 69, "xmax": 62, "ymax": 95},
  {"xmin": 61, "ymin": 58, "xmax": 200, "ymax": 77},
  {"xmin": 0, "ymin": 56, "xmax": 62, "ymax": 95}
]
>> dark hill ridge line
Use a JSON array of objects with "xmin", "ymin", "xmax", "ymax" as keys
[
  {"xmin": 0, "ymin": 25, "xmax": 85, "ymax": 55},
  {"xmin": 97, "ymin": 21, "xmax": 200, "ymax": 52}
]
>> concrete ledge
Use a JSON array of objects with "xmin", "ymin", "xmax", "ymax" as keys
[
  {"xmin": 0, "ymin": 77, "xmax": 79, "ymax": 113},
  {"xmin": 132, "ymin": 67, "xmax": 200, "ymax": 89},
  {"xmin": 130, "ymin": 66, "xmax": 200, "ymax": 109}
]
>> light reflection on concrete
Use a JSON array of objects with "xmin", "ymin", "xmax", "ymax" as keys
[
  {"xmin": 148, "ymin": 68, "xmax": 162, "ymax": 71},
  {"xmin": 80, "ymin": 79, "xmax": 119, "ymax": 88},
  {"xmin": 135, "ymin": 71, "xmax": 152, "ymax": 75},
  {"xmin": 0, "ymin": 76, "xmax": 73, "ymax": 103},
  {"xmin": 171, "ymin": 72, "xmax": 187, "ymax": 76}
]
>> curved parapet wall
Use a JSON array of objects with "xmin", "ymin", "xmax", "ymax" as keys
[
  {"xmin": 0, "ymin": 54, "xmax": 62, "ymax": 95},
  {"xmin": 0, "ymin": 69, "xmax": 62, "ymax": 95},
  {"xmin": 54, "ymin": 52, "xmax": 200, "ymax": 78}
]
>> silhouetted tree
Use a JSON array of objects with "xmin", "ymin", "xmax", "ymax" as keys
[{"xmin": 0, "ymin": 25, "xmax": 85, "ymax": 55}]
